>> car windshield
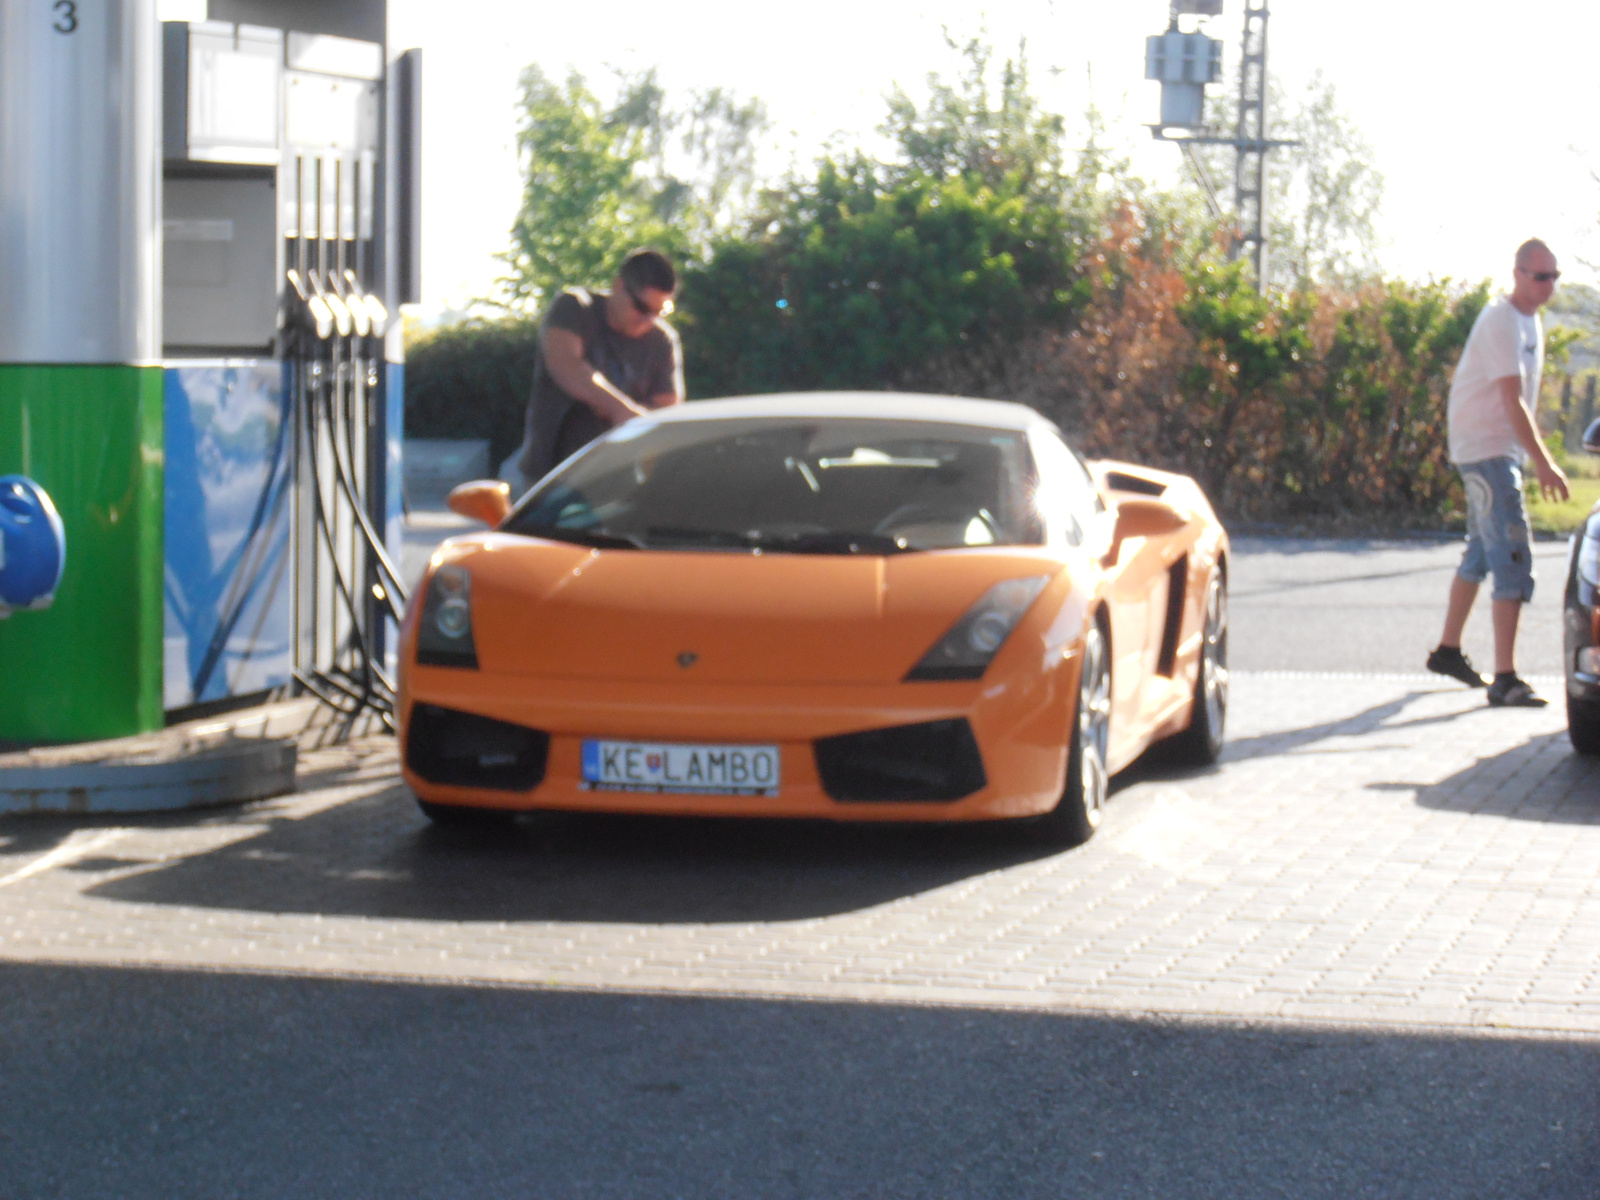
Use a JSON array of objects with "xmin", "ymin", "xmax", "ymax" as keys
[{"xmin": 503, "ymin": 416, "xmax": 1044, "ymax": 554}]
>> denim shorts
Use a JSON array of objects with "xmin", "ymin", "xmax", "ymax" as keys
[{"xmin": 1456, "ymin": 457, "xmax": 1535, "ymax": 602}]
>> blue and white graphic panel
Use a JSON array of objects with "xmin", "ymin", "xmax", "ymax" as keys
[{"xmin": 163, "ymin": 361, "xmax": 293, "ymax": 709}]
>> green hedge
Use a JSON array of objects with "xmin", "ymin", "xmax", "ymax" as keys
[{"xmin": 403, "ymin": 317, "xmax": 539, "ymax": 472}]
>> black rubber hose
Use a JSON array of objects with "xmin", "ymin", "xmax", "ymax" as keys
[{"xmin": 317, "ymin": 357, "xmax": 408, "ymax": 616}]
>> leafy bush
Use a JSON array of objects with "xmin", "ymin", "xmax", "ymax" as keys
[
  {"xmin": 678, "ymin": 162, "xmax": 1087, "ymax": 397},
  {"xmin": 915, "ymin": 209, "xmax": 1485, "ymax": 520},
  {"xmin": 403, "ymin": 318, "xmax": 538, "ymax": 471}
]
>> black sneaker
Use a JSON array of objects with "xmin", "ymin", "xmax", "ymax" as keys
[
  {"xmin": 1427, "ymin": 645, "xmax": 1488, "ymax": 688},
  {"xmin": 1487, "ymin": 675, "xmax": 1548, "ymax": 707}
]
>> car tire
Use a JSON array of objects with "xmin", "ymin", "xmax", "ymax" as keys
[
  {"xmin": 416, "ymin": 798, "xmax": 516, "ymax": 828},
  {"xmin": 1036, "ymin": 622, "xmax": 1111, "ymax": 847},
  {"xmin": 1166, "ymin": 569, "xmax": 1228, "ymax": 766},
  {"xmin": 1567, "ymin": 693, "xmax": 1600, "ymax": 756}
]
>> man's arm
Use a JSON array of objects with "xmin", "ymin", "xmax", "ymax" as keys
[
  {"xmin": 1497, "ymin": 375, "xmax": 1569, "ymax": 501},
  {"xmin": 541, "ymin": 326, "xmax": 649, "ymax": 425},
  {"xmin": 646, "ymin": 331, "xmax": 686, "ymax": 409}
]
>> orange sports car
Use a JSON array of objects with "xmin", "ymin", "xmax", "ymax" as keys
[{"xmin": 398, "ymin": 393, "xmax": 1227, "ymax": 844}]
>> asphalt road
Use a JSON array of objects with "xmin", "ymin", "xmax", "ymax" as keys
[
  {"xmin": 2, "ymin": 964, "xmax": 1594, "ymax": 1199},
  {"xmin": 1230, "ymin": 535, "xmax": 1571, "ymax": 679},
  {"xmin": 0, "ymin": 522, "xmax": 1591, "ymax": 1198}
]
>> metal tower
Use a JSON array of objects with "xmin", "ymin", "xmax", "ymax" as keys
[
  {"xmin": 1145, "ymin": 0, "xmax": 1295, "ymax": 291},
  {"xmin": 1232, "ymin": 0, "xmax": 1272, "ymax": 286}
]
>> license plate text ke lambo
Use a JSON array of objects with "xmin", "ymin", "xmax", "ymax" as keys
[{"xmin": 581, "ymin": 740, "xmax": 780, "ymax": 796}]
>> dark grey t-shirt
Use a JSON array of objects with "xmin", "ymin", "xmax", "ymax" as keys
[{"xmin": 518, "ymin": 287, "xmax": 683, "ymax": 479}]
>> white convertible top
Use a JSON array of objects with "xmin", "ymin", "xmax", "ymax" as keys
[{"xmin": 647, "ymin": 392, "xmax": 1046, "ymax": 432}]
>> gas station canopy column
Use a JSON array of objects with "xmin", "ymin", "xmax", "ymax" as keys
[{"xmin": 0, "ymin": 0, "xmax": 165, "ymax": 741}]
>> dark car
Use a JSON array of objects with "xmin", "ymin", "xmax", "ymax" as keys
[{"xmin": 1563, "ymin": 418, "xmax": 1600, "ymax": 754}]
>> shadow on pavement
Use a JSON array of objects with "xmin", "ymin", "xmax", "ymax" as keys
[
  {"xmin": 1212, "ymin": 689, "xmax": 1464, "ymax": 763},
  {"xmin": 66, "ymin": 686, "xmax": 1512, "ymax": 924},
  {"xmin": 85, "ymin": 785, "xmax": 1062, "ymax": 924},
  {"xmin": 1405, "ymin": 730, "xmax": 1600, "ymax": 824},
  {"xmin": 1, "ymin": 961, "xmax": 1596, "ymax": 1200},
  {"xmin": 0, "ymin": 822, "xmax": 76, "ymax": 864}
]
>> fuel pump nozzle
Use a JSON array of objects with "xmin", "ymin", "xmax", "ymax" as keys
[
  {"xmin": 307, "ymin": 269, "xmax": 353, "ymax": 340},
  {"xmin": 343, "ymin": 269, "xmax": 388, "ymax": 339},
  {"xmin": 328, "ymin": 269, "xmax": 370, "ymax": 339},
  {"xmin": 286, "ymin": 268, "xmax": 335, "ymax": 341}
]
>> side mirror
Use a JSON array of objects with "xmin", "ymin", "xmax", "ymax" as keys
[
  {"xmin": 1103, "ymin": 497, "xmax": 1189, "ymax": 565},
  {"xmin": 447, "ymin": 480, "xmax": 511, "ymax": 527},
  {"xmin": 1583, "ymin": 417, "xmax": 1600, "ymax": 455}
]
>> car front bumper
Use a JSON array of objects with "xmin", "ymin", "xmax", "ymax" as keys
[{"xmin": 398, "ymin": 658, "xmax": 1079, "ymax": 822}]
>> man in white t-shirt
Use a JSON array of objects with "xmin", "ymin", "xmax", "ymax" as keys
[{"xmin": 1427, "ymin": 238, "xmax": 1569, "ymax": 706}]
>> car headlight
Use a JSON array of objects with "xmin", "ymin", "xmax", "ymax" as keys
[
  {"xmin": 905, "ymin": 575, "xmax": 1051, "ymax": 681},
  {"xmin": 416, "ymin": 563, "xmax": 478, "ymax": 668},
  {"xmin": 1581, "ymin": 526, "xmax": 1600, "ymax": 590}
]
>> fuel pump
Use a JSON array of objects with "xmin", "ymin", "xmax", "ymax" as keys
[
  {"xmin": 161, "ymin": 11, "xmax": 416, "ymax": 732},
  {"xmin": 281, "ymin": 126, "xmax": 408, "ymax": 727}
]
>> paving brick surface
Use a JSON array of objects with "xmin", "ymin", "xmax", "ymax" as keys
[{"xmin": 0, "ymin": 674, "xmax": 1596, "ymax": 1035}]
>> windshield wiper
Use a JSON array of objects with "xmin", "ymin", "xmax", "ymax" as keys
[
  {"xmin": 525, "ymin": 525, "xmax": 643, "ymax": 550},
  {"xmin": 642, "ymin": 525, "xmax": 757, "ymax": 548},
  {"xmin": 633, "ymin": 526, "xmax": 913, "ymax": 555},
  {"xmin": 761, "ymin": 531, "xmax": 911, "ymax": 556}
]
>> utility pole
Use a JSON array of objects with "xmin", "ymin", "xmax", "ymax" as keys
[
  {"xmin": 1232, "ymin": 0, "xmax": 1272, "ymax": 285},
  {"xmin": 1145, "ymin": 0, "xmax": 1295, "ymax": 291}
]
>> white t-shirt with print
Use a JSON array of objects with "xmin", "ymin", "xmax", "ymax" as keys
[{"xmin": 1447, "ymin": 294, "xmax": 1542, "ymax": 465}]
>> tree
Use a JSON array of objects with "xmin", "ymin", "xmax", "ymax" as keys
[
  {"xmin": 1187, "ymin": 71, "xmax": 1385, "ymax": 291},
  {"xmin": 679, "ymin": 38, "xmax": 1095, "ymax": 397},
  {"xmin": 497, "ymin": 67, "xmax": 768, "ymax": 312},
  {"xmin": 681, "ymin": 163, "xmax": 1085, "ymax": 397},
  {"xmin": 1272, "ymin": 73, "xmax": 1385, "ymax": 289},
  {"xmin": 880, "ymin": 35, "xmax": 1068, "ymax": 200}
]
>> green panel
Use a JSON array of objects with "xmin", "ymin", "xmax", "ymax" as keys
[{"xmin": 0, "ymin": 366, "xmax": 163, "ymax": 742}]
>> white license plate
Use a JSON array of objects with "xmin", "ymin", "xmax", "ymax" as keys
[{"xmin": 580, "ymin": 740, "xmax": 781, "ymax": 796}]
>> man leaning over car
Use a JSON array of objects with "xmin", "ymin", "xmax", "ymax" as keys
[{"xmin": 507, "ymin": 248, "xmax": 685, "ymax": 489}]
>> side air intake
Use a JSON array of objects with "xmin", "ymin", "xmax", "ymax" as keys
[
  {"xmin": 405, "ymin": 703, "xmax": 549, "ymax": 791},
  {"xmin": 1105, "ymin": 471, "xmax": 1168, "ymax": 497},
  {"xmin": 814, "ymin": 718, "xmax": 987, "ymax": 802}
]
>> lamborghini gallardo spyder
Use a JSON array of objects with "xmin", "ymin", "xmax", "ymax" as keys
[{"xmin": 399, "ymin": 393, "xmax": 1227, "ymax": 844}]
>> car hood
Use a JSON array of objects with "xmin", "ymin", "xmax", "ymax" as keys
[{"xmin": 435, "ymin": 533, "xmax": 1065, "ymax": 685}]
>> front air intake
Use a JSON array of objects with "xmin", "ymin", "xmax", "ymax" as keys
[
  {"xmin": 404, "ymin": 703, "xmax": 549, "ymax": 791},
  {"xmin": 814, "ymin": 718, "xmax": 987, "ymax": 802}
]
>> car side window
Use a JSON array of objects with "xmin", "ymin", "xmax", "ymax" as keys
[{"xmin": 1029, "ymin": 429, "xmax": 1103, "ymax": 547}]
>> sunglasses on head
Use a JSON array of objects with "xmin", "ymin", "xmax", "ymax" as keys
[{"xmin": 623, "ymin": 279, "xmax": 674, "ymax": 318}]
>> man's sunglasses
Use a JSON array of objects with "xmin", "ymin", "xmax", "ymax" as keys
[
  {"xmin": 624, "ymin": 279, "xmax": 674, "ymax": 318},
  {"xmin": 1520, "ymin": 268, "xmax": 1561, "ymax": 283}
]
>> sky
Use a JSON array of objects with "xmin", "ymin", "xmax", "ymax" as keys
[{"xmin": 385, "ymin": 0, "xmax": 1600, "ymax": 318}]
